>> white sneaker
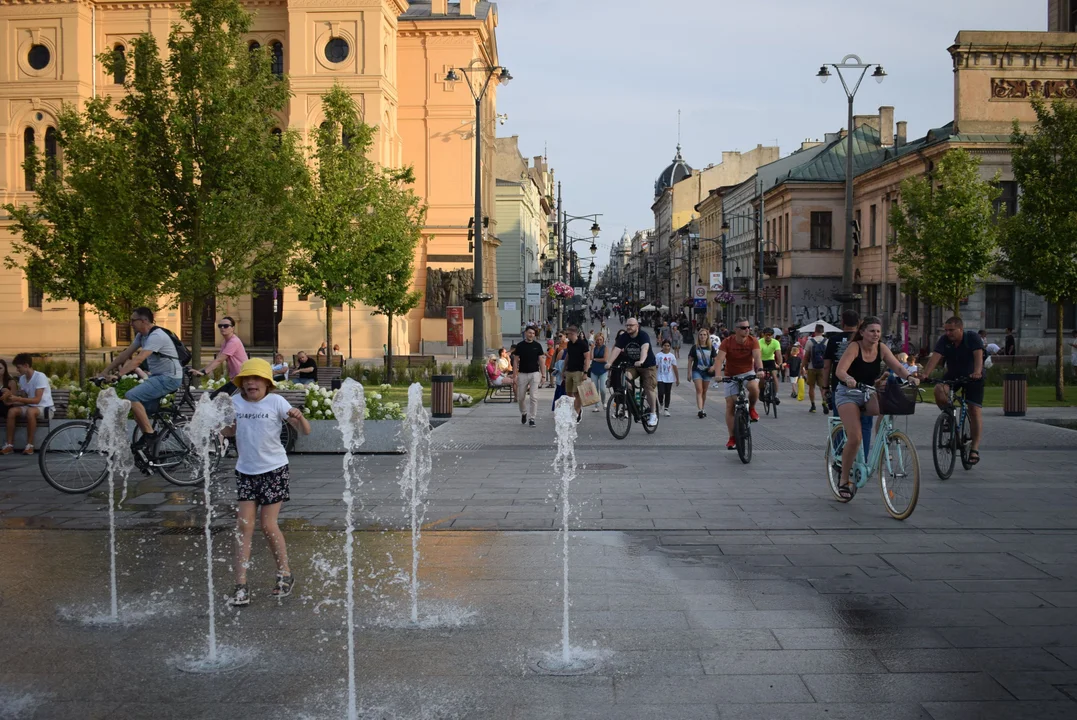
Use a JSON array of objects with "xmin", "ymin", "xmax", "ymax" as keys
[
  {"xmin": 663, "ymin": 409, "xmax": 671, "ymax": 417},
  {"xmin": 647, "ymin": 413, "xmax": 658, "ymax": 426},
  {"xmin": 591, "ymin": 406, "xmax": 601, "ymax": 412}
]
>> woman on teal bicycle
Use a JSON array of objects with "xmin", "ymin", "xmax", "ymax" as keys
[{"xmin": 833, "ymin": 316, "xmax": 918, "ymax": 499}]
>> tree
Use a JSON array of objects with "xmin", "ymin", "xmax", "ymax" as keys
[
  {"xmin": 108, "ymin": 0, "xmax": 309, "ymax": 363},
  {"xmin": 290, "ymin": 85, "xmax": 376, "ymax": 361},
  {"xmin": 998, "ymin": 97, "xmax": 1077, "ymax": 401},
  {"xmin": 3, "ymin": 100, "xmax": 163, "ymax": 383},
  {"xmin": 889, "ymin": 148, "xmax": 1002, "ymax": 320}
]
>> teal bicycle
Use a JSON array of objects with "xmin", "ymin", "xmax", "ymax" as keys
[{"xmin": 823, "ymin": 381, "xmax": 921, "ymax": 520}]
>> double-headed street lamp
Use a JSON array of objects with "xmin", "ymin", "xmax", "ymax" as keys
[
  {"xmin": 556, "ymin": 206, "xmax": 601, "ymax": 328},
  {"xmin": 445, "ymin": 61, "xmax": 512, "ymax": 359},
  {"xmin": 817, "ymin": 54, "xmax": 886, "ymax": 308}
]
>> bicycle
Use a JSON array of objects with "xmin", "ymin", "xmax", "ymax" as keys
[
  {"xmin": 38, "ymin": 372, "xmax": 222, "ymax": 494},
  {"xmin": 823, "ymin": 381, "xmax": 921, "ymax": 520},
  {"xmin": 722, "ymin": 375, "xmax": 756, "ymax": 464},
  {"xmin": 922, "ymin": 377, "xmax": 975, "ymax": 480},
  {"xmin": 605, "ymin": 361, "xmax": 659, "ymax": 439},
  {"xmin": 760, "ymin": 372, "xmax": 779, "ymax": 419}
]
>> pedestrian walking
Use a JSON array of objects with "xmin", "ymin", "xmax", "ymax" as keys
[
  {"xmin": 511, "ymin": 326, "xmax": 545, "ymax": 427},
  {"xmin": 590, "ymin": 332, "xmax": 609, "ymax": 412},
  {"xmin": 655, "ymin": 340, "xmax": 679, "ymax": 417},
  {"xmin": 225, "ymin": 358, "xmax": 311, "ymax": 607},
  {"xmin": 687, "ymin": 328, "xmax": 717, "ymax": 418},
  {"xmin": 803, "ymin": 324, "xmax": 828, "ymax": 413},
  {"xmin": 562, "ymin": 326, "xmax": 592, "ymax": 422},
  {"xmin": 787, "ymin": 345, "xmax": 802, "ymax": 399},
  {"xmin": 670, "ymin": 320, "xmax": 682, "ymax": 358}
]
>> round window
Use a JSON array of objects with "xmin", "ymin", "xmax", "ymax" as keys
[
  {"xmin": 325, "ymin": 38, "xmax": 349, "ymax": 64},
  {"xmin": 28, "ymin": 44, "xmax": 51, "ymax": 70}
]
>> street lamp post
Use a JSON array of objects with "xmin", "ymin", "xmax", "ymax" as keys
[
  {"xmin": 817, "ymin": 55, "xmax": 886, "ymax": 309},
  {"xmin": 445, "ymin": 62, "xmax": 513, "ymax": 361},
  {"xmin": 558, "ymin": 208, "xmax": 601, "ymax": 329},
  {"xmin": 722, "ymin": 209, "xmax": 765, "ymax": 330}
]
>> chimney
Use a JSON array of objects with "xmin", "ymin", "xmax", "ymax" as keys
[
  {"xmin": 879, "ymin": 106, "xmax": 894, "ymax": 147},
  {"xmin": 432, "ymin": 0, "xmax": 448, "ymax": 15},
  {"xmin": 896, "ymin": 121, "xmax": 907, "ymax": 147},
  {"xmin": 460, "ymin": 0, "xmax": 477, "ymax": 14},
  {"xmin": 852, "ymin": 114, "xmax": 880, "ymax": 132}
]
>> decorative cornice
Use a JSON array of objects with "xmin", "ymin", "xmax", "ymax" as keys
[{"xmin": 991, "ymin": 77, "xmax": 1077, "ymax": 99}]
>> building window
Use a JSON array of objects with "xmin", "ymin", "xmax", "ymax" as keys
[
  {"xmin": 777, "ymin": 215, "xmax": 783, "ymax": 251},
  {"xmin": 44, "ymin": 127, "xmax": 58, "ymax": 178},
  {"xmin": 28, "ymin": 279, "xmax": 43, "ymax": 310},
  {"xmin": 866, "ymin": 284, "xmax": 879, "ymax": 316},
  {"xmin": 1071, "ymin": 0, "xmax": 1077, "ymax": 32},
  {"xmin": 249, "ymin": 40, "xmax": 261, "ymax": 52},
  {"xmin": 810, "ymin": 211, "xmax": 832, "ymax": 250},
  {"xmin": 984, "ymin": 284, "xmax": 1014, "ymax": 329},
  {"xmin": 270, "ymin": 41, "xmax": 284, "ymax": 78},
  {"xmin": 993, "ymin": 180, "xmax": 1018, "ymax": 218},
  {"xmin": 113, "ymin": 45, "xmax": 126, "ymax": 84},
  {"xmin": 910, "ymin": 289, "xmax": 919, "ymax": 326},
  {"xmin": 869, "ymin": 204, "xmax": 877, "ymax": 247},
  {"xmin": 325, "ymin": 38, "xmax": 349, "ymax": 64},
  {"xmin": 28, "ymin": 44, "xmax": 50, "ymax": 71},
  {"xmin": 1047, "ymin": 299, "xmax": 1076, "ymax": 332},
  {"xmin": 785, "ymin": 212, "xmax": 790, "ymax": 251},
  {"xmin": 271, "ymin": 127, "xmax": 282, "ymax": 144},
  {"xmin": 298, "ymin": 293, "xmax": 309, "ymax": 302},
  {"xmin": 23, "ymin": 128, "xmax": 35, "ymax": 190}
]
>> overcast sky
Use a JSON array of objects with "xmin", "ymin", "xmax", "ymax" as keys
[{"xmin": 494, "ymin": 0, "xmax": 1044, "ymax": 271}]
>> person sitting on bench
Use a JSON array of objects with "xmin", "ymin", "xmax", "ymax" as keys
[{"xmin": 1, "ymin": 353, "xmax": 54, "ymax": 456}]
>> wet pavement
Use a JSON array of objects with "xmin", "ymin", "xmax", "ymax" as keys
[{"xmin": 1, "ymin": 376, "xmax": 1076, "ymax": 718}]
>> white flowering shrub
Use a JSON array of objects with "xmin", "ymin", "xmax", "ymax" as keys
[{"xmin": 299, "ymin": 384, "xmax": 404, "ymax": 420}]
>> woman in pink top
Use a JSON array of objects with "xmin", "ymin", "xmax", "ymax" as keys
[{"xmin": 193, "ymin": 316, "xmax": 249, "ymax": 398}]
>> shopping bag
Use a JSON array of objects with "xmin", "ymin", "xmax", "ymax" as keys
[
  {"xmin": 577, "ymin": 378, "xmax": 600, "ymax": 407},
  {"xmin": 797, "ymin": 376, "xmax": 805, "ymax": 401}
]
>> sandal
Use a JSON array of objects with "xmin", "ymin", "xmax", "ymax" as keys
[
  {"xmin": 227, "ymin": 583, "xmax": 250, "ymax": 607},
  {"xmin": 968, "ymin": 450, "xmax": 980, "ymax": 466},
  {"xmin": 837, "ymin": 483, "xmax": 857, "ymax": 501},
  {"xmin": 272, "ymin": 572, "xmax": 295, "ymax": 598}
]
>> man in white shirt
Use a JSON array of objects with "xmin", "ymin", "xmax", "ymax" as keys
[{"xmin": 2, "ymin": 353, "xmax": 54, "ymax": 455}]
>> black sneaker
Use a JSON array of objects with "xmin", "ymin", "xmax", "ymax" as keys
[
  {"xmin": 774, "ymin": 397, "xmax": 781, "ymax": 406},
  {"xmin": 272, "ymin": 572, "xmax": 294, "ymax": 598},
  {"xmin": 810, "ymin": 404, "xmax": 817, "ymax": 413},
  {"xmin": 697, "ymin": 410, "xmax": 704, "ymax": 419},
  {"xmin": 131, "ymin": 431, "xmax": 157, "ymax": 451},
  {"xmin": 576, "ymin": 412, "xmax": 582, "ymax": 424},
  {"xmin": 228, "ymin": 583, "xmax": 250, "ymax": 607},
  {"xmin": 822, "ymin": 402, "xmax": 829, "ymax": 414},
  {"xmin": 528, "ymin": 419, "xmax": 536, "ymax": 427},
  {"xmin": 521, "ymin": 413, "xmax": 527, "ymax": 425}
]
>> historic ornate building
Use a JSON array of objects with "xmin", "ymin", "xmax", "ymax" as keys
[{"xmin": 0, "ymin": 0, "xmax": 503, "ymax": 359}]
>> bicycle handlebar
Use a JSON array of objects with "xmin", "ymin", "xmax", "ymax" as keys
[{"xmin": 920, "ymin": 376, "xmax": 975, "ymax": 386}]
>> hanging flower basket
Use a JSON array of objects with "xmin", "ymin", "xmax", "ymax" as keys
[
  {"xmin": 548, "ymin": 281, "xmax": 575, "ymax": 299},
  {"xmin": 714, "ymin": 291, "xmax": 736, "ymax": 307}
]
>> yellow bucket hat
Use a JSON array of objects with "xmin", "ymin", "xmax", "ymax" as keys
[{"xmin": 233, "ymin": 358, "xmax": 276, "ymax": 388}]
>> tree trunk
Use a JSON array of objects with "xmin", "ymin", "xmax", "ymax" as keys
[
  {"xmin": 190, "ymin": 295, "xmax": 204, "ymax": 371},
  {"xmin": 1057, "ymin": 300, "xmax": 1066, "ymax": 402},
  {"xmin": 326, "ymin": 304, "xmax": 333, "ymax": 368},
  {"xmin": 386, "ymin": 312, "xmax": 393, "ymax": 383},
  {"xmin": 77, "ymin": 301, "xmax": 87, "ymax": 386}
]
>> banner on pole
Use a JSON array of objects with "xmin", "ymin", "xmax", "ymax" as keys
[
  {"xmin": 447, "ymin": 306, "xmax": 464, "ymax": 347},
  {"xmin": 709, "ymin": 272, "xmax": 724, "ymax": 291}
]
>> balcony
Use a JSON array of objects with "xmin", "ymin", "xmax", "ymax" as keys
[{"xmin": 763, "ymin": 251, "xmax": 780, "ymax": 277}]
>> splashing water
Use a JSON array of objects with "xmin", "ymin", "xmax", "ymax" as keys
[
  {"xmin": 183, "ymin": 392, "xmax": 235, "ymax": 668},
  {"xmin": 553, "ymin": 397, "xmax": 578, "ymax": 665},
  {"xmin": 96, "ymin": 389, "xmax": 133, "ymax": 622},
  {"xmin": 331, "ymin": 379, "xmax": 365, "ymax": 720},
  {"xmin": 401, "ymin": 383, "xmax": 433, "ymax": 624}
]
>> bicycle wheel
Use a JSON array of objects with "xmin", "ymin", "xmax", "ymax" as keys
[
  {"xmin": 880, "ymin": 430, "xmax": 920, "ymax": 520},
  {"xmin": 735, "ymin": 410, "xmax": 752, "ymax": 464},
  {"xmin": 606, "ymin": 393, "xmax": 631, "ymax": 440},
  {"xmin": 280, "ymin": 420, "xmax": 298, "ymax": 452},
  {"xmin": 38, "ymin": 421, "xmax": 109, "ymax": 494},
  {"xmin": 762, "ymin": 383, "xmax": 772, "ymax": 416},
  {"xmin": 151, "ymin": 419, "xmax": 223, "ymax": 487},
  {"xmin": 932, "ymin": 413, "xmax": 956, "ymax": 480},
  {"xmin": 958, "ymin": 412, "xmax": 973, "ymax": 471},
  {"xmin": 771, "ymin": 382, "xmax": 779, "ymax": 419},
  {"xmin": 824, "ymin": 424, "xmax": 847, "ymax": 502}
]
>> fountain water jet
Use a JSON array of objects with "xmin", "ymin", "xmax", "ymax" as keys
[
  {"xmin": 331, "ymin": 379, "xmax": 365, "ymax": 720},
  {"xmin": 96, "ymin": 389, "xmax": 133, "ymax": 622},
  {"xmin": 401, "ymin": 382, "xmax": 432, "ymax": 624}
]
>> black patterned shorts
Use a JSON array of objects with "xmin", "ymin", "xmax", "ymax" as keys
[{"xmin": 235, "ymin": 464, "xmax": 290, "ymax": 506}]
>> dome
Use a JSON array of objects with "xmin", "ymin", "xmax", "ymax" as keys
[{"xmin": 654, "ymin": 144, "xmax": 692, "ymax": 197}]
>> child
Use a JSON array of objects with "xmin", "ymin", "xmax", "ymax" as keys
[
  {"xmin": 226, "ymin": 358, "xmax": 311, "ymax": 607},
  {"xmin": 655, "ymin": 340, "xmax": 679, "ymax": 417},
  {"xmin": 787, "ymin": 345, "xmax": 803, "ymax": 399}
]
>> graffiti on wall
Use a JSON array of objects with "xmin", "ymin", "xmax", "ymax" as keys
[{"xmin": 793, "ymin": 304, "xmax": 841, "ymax": 327}]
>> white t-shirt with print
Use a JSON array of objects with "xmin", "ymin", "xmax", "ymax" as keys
[
  {"xmin": 18, "ymin": 371, "xmax": 53, "ymax": 409},
  {"xmin": 232, "ymin": 393, "xmax": 292, "ymax": 476},
  {"xmin": 656, "ymin": 352, "xmax": 678, "ymax": 384}
]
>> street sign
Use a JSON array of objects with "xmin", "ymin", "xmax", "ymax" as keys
[
  {"xmin": 709, "ymin": 272, "xmax": 724, "ymax": 291},
  {"xmin": 638, "ymin": 290, "xmax": 646, "ymax": 299},
  {"xmin": 693, "ymin": 298, "xmax": 707, "ymax": 309},
  {"xmin": 694, "ymin": 285, "xmax": 707, "ymax": 299},
  {"xmin": 446, "ymin": 306, "xmax": 464, "ymax": 347},
  {"xmin": 573, "ymin": 287, "xmax": 583, "ymax": 298},
  {"xmin": 525, "ymin": 282, "xmax": 541, "ymax": 306}
]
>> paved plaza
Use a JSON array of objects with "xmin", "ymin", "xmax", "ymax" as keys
[{"xmin": 1, "ymin": 375, "xmax": 1076, "ymax": 719}]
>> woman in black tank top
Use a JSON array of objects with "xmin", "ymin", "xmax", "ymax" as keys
[{"xmin": 833, "ymin": 316, "xmax": 919, "ymax": 499}]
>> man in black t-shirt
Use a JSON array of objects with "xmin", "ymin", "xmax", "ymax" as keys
[
  {"xmin": 293, "ymin": 351, "xmax": 318, "ymax": 385},
  {"xmin": 511, "ymin": 326, "xmax": 545, "ymax": 427},
  {"xmin": 1004, "ymin": 327, "xmax": 1016, "ymax": 356},
  {"xmin": 606, "ymin": 317, "xmax": 659, "ymax": 427},
  {"xmin": 562, "ymin": 326, "xmax": 592, "ymax": 421},
  {"xmin": 919, "ymin": 316, "xmax": 985, "ymax": 463}
]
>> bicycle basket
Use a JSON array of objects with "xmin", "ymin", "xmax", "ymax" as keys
[{"xmin": 879, "ymin": 380, "xmax": 917, "ymax": 415}]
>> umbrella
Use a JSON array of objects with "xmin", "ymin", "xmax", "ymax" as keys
[
  {"xmin": 640, "ymin": 304, "xmax": 656, "ymax": 312},
  {"xmin": 657, "ymin": 305, "xmax": 670, "ymax": 312},
  {"xmin": 797, "ymin": 320, "xmax": 841, "ymax": 334}
]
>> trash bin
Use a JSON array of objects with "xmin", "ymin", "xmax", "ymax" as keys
[
  {"xmin": 1003, "ymin": 373, "xmax": 1027, "ymax": 417},
  {"xmin": 431, "ymin": 375, "xmax": 454, "ymax": 419}
]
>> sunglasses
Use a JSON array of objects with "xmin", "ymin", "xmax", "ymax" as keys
[
  {"xmin": 736, "ymin": 325, "xmax": 750, "ymax": 330},
  {"xmin": 217, "ymin": 324, "xmax": 233, "ymax": 329}
]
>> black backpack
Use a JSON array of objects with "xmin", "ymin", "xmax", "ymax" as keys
[
  {"xmin": 149, "ymin": 326, "xmax": 193, "ymax": 367},
  {"xmin": 809, "ymin": 337, "xmax": 827, "ymax": 369}
]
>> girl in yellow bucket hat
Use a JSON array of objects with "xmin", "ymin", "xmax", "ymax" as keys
[{"xmin": 226, "ymin": 358, "xmax": 310, "ymax": 607}]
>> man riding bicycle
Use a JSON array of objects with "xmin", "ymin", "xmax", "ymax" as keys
[
  {"xmin": 715, "ymin": 317, "xmax": 764, "ymax": 450},
  {"xmin": 917, "ymin": 315, "xmax": 985, "ymax": 465},
  {"xmin": 758, "ymin": 327, "xmax": 783, "ymax": 405},
  {"xmin": 606, "ymin": 317, "xmax": 658, "ymax": 427},
  {"xmin": 97, "ymin": 307, "xmax": 184, "ymax": 454}
]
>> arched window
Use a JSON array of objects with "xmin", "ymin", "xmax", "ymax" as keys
[
  {"xmin": 249, "ymin": 40, "xmax": 261, "ymax": 53},
  {"xmin": 271, "ymin": 127, "xmax": 282, "ymax": 145},
  {"xmin": 44, "ymin": 127, "xmax": 58, "ymax": 179},
  {"xmin": 23, "ymin": 128, "xmax": 35, "ymax": 190},
  {"xmin": 270, "ymin": 42, "xmax": 284, "ymax": 78},
  {"xmin": 113, "ymin": 45, "xmax": 126, "ymax": 84}
]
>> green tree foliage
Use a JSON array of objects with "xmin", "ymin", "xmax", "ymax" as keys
[
  {"xmin": 3, "ymin": 101, "xmax": 162, "ymax": 383},
  {"xmin": 106, "ymin": 0, "xmax": 309, "ymax": 363},
  {"xmin": 889, "ymin": 148, "xmax": 1001, "ymax": 320},
  {"xmin": 998, "ymin": 97, "xmax": 1077, "ymax": 401}
]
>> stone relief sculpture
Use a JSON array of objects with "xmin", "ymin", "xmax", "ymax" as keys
[{"xmin": 425, "ymin": 268, "xmax": 476, "ymax": 318}]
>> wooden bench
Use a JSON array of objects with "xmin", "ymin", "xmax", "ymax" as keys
[
  {"xmin": 484, "ymin": 374, "xmax": 516, "ymax": 404},
  {"xmin": 989, "ymin": 354, "xmax": 1039, "ymax": 368},
  {"xmin": 0, "ymin": 389, "xmax": 70, "ymax": 424},
  {"xmin": 384, "ymin": 355, "xmax": 436, "ymax": 369},
  {"xmin": 316, "ymin": 366, "xmax": 341, "ymax": 389}
]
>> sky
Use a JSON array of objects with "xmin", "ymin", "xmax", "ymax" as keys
[{"xmin": 493, "ymin": 0, "xmax": 1045, "ymax": 272}]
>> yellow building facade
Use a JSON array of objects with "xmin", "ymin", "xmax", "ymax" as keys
[{"xmin": 0, "ymin": 0, "xmax": 502, "ymax": 360}]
